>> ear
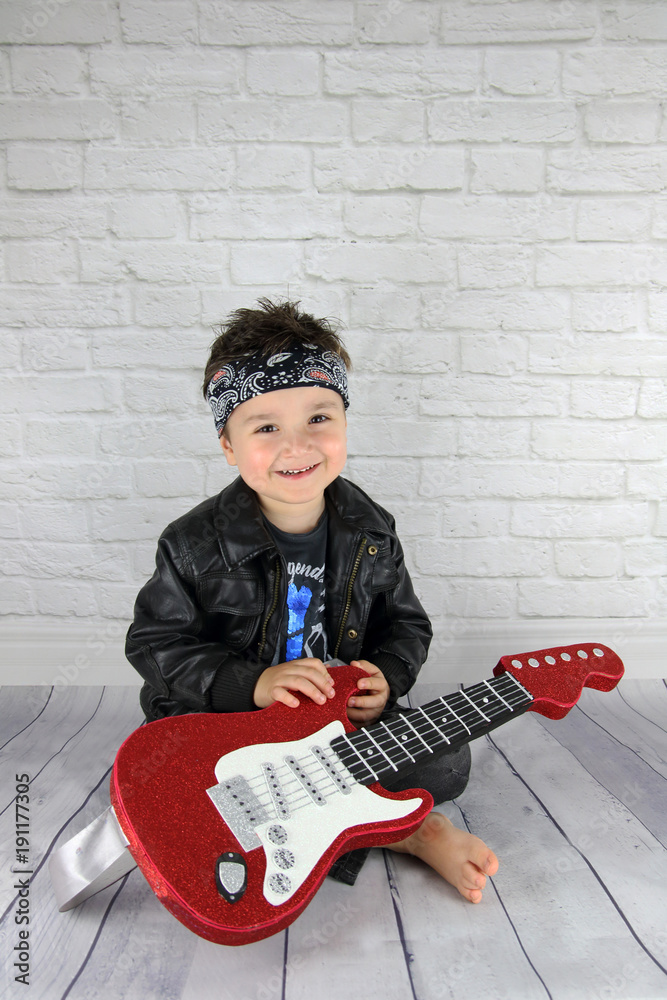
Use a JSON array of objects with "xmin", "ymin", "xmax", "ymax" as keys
[{"xmin": 220, "ymin": 432, "xmax": 237, "ymax": 467}]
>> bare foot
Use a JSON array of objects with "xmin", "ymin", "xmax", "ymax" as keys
[{"xmin": 388, "ymin": 812, "xmax": 499, "ymax": 904}]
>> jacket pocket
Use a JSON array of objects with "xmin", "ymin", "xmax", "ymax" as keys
[{"xmin": 196, "ymin": 573, "xmax": 263, "ymax": 651}]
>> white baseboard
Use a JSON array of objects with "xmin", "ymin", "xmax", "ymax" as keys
[{"xmin": 0, "ymin": 619, "xmax": 664, "ymax": 686}]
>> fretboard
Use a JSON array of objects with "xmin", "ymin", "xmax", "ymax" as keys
[{"xmin": 330, "ymin": 672, "xmax": 533, "ymax": 786}]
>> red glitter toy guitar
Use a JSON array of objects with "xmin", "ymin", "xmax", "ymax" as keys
[{"xmin": 111, "ymin": 642, "xmax": 623, "ymax": 946}]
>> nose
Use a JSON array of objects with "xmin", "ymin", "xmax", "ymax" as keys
[{"xmin": 281, "ymin": 425, "xmax": 310, "ymax": 455}]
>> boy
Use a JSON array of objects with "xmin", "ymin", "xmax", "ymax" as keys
[{"xmin": 126, "ymin": 299, "xmax": 498, "ymax": 904}]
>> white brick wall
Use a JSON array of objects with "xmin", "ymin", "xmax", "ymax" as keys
[{"xmin": 2, "ymin": 0, "xmax": 665, "ymax": 680}]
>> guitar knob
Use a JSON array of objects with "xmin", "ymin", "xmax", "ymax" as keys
[
  {"xmin": 272, "ymin": 848, "xmax": 295, "ymax": 870},
  {"xmin": 268, "ymin": 824, "xmax": 287, "ymax": 845},
  {"xmin": 215, "ymin": 852, "xmax": 247, "ymax": 904},
  {"xmin": 268, "ymin": 872, "xmax": 292, "ymax": 895}
]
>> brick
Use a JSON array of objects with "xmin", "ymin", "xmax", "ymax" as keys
[
  {"xmin": 547, "ymin": 149, "xmax": 664, "ymax": 193},
  {"xmin": 0, "ymin": 100, "xmax": 116, "ymax": 140},
  {"xmin": 352, "ymin": 99, "xmax": 424, "ymax": 142},
  {"xmin": 440, "ymin": 1, "xmax": 596, "ymax": 43},
  {"xmin": 357, "ymin": 0, "xmax": 434, "ymax": 44},
  {"xmin": 570, "ymin": 378, "xmax": 638, "ymax": 418},
  {"xmin": 120, "ymin": 0, "xmax": 197, "ymax": 44},
  {"xmin": 603, "ymin": 2, "xmax": 667, "ymax": 41},
  {"xmin": 415, "ymin": 537, "xmax": 550, "ymax": 577},
  {"xmin": 557, "ymin": 463, "xmax": 625, "ymax": 499},
  {"xmin": 420, "ymin": 578, "xmax": 515, "ymax": 618},
  {"xmin": 0, "ymin": 50, "xmax": 8, "ymax": 91},
  {"xmin": 188, "ymin": 194, "xmax": 342, "ymax": 240},
  {"xmin": 623, "ymin": 541, "xmax": 667, "ymax": 578},
  {"xmin": 344, "ymin": 196, "xmax": 416, "ymax": 238},
  {"xmin": 381, "ymin": 502, "xmax": 442, "ymax": 539},
  {"xmin": 484, "ymin": 47, "xmax": 559, "ymax": 96},
  {"xmin": 247, "ymin": 50, "xmax": 319, "ymax": 97},
  {"xmin": 7, "ymin": 240, "xmax": 78, "ymax": 283},
  {"xmin": 656, "ymin": 504, "xmax": 667, "ymax": 536},
  {"xmin": 429, "ymin": 100, "xmax": 576, "ymax": 143},
  {"xmin": 123, "ymin": 373, "xmax": 197, "ymax": 415},
  {"xmin": 439, "ymin": 500, "xmax": 511, "ymax": 537},
  {"xmin": 85, "ymin": 148, "xmax": 234, "ymax": 190},
  {"xmin": 0, "ymin": 418, "xmax": 21, "ymax": 457},
  {"xmin": 18, "ymin": 461, "xmax": 131, "ymax": 500},
  {"xmin": 555, "ymin": 541, "xmax": 620, "ymax": 577},
  {"xmin": 571, "ymin": 292, "xmax": 638, "ymax": 332},
  {"xmin": 10, "ymin": 46, "xmax": 87, "ymax": 95},
  {"xmin": 349, "ymin": 287, "xmax": 423, "ymax": 330},
  {"xmin": 0, "ymin": 195, "xmax": 106, "ymax": 238},
  {"xmin": 25, "ymin": 419, "xmax": 95, "ymax": 456},
  {"xmin": 23, "ymin": 329, "xmax": 88, "ymax": 370},
  {"xmin": 423, "ymin": 288, "xmax": 568, "ymax": 331},
  {"xmin": 532, "ymin": 420, "xmax": 666, "ymax": 460},
  {"xmin": 0, "ymin": 1, "xmax": 115, "ymax": 45},
  {"xmin": 110, "ymin": 194, "xmax": 183, "ymax": 238},
  {"xmin": 420, "ymin": 460, "xmax": 560, "ymax": 499},
  {"xmin": 421, "ymin": 376, "xmax": 564, "ymax": 417},
  {"xmin": 2, "ymin": 333, "xmax": 21, "ymax": 367},
  {"xmin": 7, "ymin": 143, "xmax": 82, "ymax": 190},
  {"xmin": 350, "ymin": 328, "xmax": 455, "ymax": 374},
  {"xmin": 576, "ymin": 198, "xmax": 651, "ymax": 241},
  {"xmin": 648, "ymin": 292, "xmax": 667, "ymax": 332},
  {"xmin": 314, "ymin": 147, "xmax": 464, "ymax": 191},
  {"xmin": 0, "ymin": 287, "xmax": 129, "ymax": 327},
  {"xmin": 583, "ymin": 101, "xmax": 661, "ymax": 144},
  {"xmin": 133, "ymin": 285, "xmax": 200, "ymax": 327},
  {"xmin": 324, "ymin": 48, "xmax": 478, "ymax": 96},
  {"xmin": 627, "ymin": 464, "xmax": 667, "ymax": 499},
  {"xmin": 101, "ymin": 417, "xmax": 212, "ymax": 461},
  {"xmin": 351, "ymin": 376, "xmax": 419, "ymax": 417},
  {"xmin": 198, "ymin": 99, "xmax": 347, "ymax": 143},
  {"xmin": 420, "ymin": 195, "xmax": 571, "ymax": 240},
  {"xmin": 2, "ymin": 373, "xmax": 118, "ymax": 413},
  {"xmin": 638, "ymin": 379, "xmax": 667, "ymax": 418},
  {"xmin": 230, "ymin": 242, "xmax": 303, "ymax": 284},
  {"xmin": 536, "ymin": 245, "xmax": 667, "ymax": 287},
  {"xmin": 457, "ymin": 245, "xmax": 533, "ymax": 289},
  {"xmin": 350, "ymin": 416, "xmax": 457, "ymax": 458},
  {"xmin": 0, "ymin": 501, "xmax": 21, "ymax": 536},
  {"xmin": 80, "ymin": 241, "xmax": 226, "ymax": 284},
  {"xmin": 531, "ymin": 334, "xmax": 667, "ymax": 377},
  {"xmin": 305, "ymin": 242, "xmax": 457, "ymax": 283},
  {"xmin": 33, "ymin": 580, "xmax": 97, "ymax": 617},
  {"xmin": 459, "ymin": 418, "xmax": 530, "ymax": 459},
  {"xmin": 134, "ymin": 460, "xmax": 205, "ymax": 498},
  {"xmin": 460, "ymin": 334, "xmax": 527, "ymax": 375},
  {"xmin": 90, "ymin": 48, "xmax": 243, "ymax": 95},
  {"xmin": 470, "ymin": 149, "xmax": 544, "ymax": 194},
  {"xmin": 511, "ymin": 501, "xmax": 648, "ymax": 538},
  {"xmin": 120, "ymin": 101, "xmax": 196, "ymax": 145},
  {"xmin": 236, "ymin": 145, "xmax": 310, "ymax": 191},
  {"xmin": 518, "ymin": 580, "xmax": 652, "ymax": 617},
  {"xmin": 563, "ymin": 49, "xmax": 667, "ymax": 96},
  {"xmin": 200, "ymin": 0, "xmax": 353, "ymax": 45},
  {"xmin": 90, "ymin": 498, "xmax": 194, "ymax": 541}
]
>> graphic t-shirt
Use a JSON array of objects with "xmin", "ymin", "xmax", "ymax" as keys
[{"xmin": 265, "ymin": 514, "xmax": 330, "ymax": 665}]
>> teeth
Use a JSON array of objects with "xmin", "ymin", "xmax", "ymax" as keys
[{"xmin": 281, "ymin": 465, "xmax": 315, "ymax": 475}]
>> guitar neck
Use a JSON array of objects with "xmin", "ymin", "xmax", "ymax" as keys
[{"xmin": 330, "ymin": 672, "xmax": 533, "ymax": 786}]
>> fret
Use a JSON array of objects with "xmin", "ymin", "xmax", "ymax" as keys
[
  {"xmin": 417, "ymin": 706, "xmax": 451, "ymax": 745},
  {"xmin": 378, "ymin": 719, "xmax": 415, "ymax": 765},
  {"xmin": 483, "ymin": 678, "xmax": 513, "ymax": 713},
  {"xmin": 362, "ymin": 727, "xmax": 398, "ymax": 772},
  {"xmin": 400, "ymin": 713, "xmax": 435, "ymax": 753},
  {"xmin": 438, "ymin": 693, "xmax": 471, "ymax": 735},
  {"xmin": 335, "ymin": 734, "xmax": 378, "ymax": 782},
  {"xmin": 460, "ymin": 688, "xmax": 491, "ymax": 724}
]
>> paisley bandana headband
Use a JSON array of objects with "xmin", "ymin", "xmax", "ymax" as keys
[{"xmin": 206, "ymin": 344, "xmax": 349, "ymax": 436}]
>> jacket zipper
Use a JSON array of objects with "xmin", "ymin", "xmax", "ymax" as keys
[
  {"xmin": 334, "ymin": 535, "xmax": 367, "ymax": 658},
  {"xmin": 258, "ymin": 556, "xmax": 281, "ymax": 661}
]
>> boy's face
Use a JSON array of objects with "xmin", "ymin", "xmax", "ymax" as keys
[{"xmin": 220, "ymin": 386, "xmax": 347, "ymax": 526}]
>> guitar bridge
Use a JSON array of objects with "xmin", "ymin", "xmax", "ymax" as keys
[{"xmin": 206, "ymin": 776, "xmax": 269, "ymax": 852}]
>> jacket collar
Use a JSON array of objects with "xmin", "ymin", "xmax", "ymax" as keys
[{"xmin": 213, "ymin": 475, "xmax": 393, "ymax": 570}]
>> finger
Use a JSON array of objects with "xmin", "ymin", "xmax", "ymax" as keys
[
  {"xmin": 271, "ymin": 687, "xmax": 300, "ymax": 709},
  {"xmin": 282, "ymin": 675, "xmax": 332, "ymax": 705}
]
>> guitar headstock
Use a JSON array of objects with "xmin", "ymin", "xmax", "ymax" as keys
[{"xmin": 493, "ymin": 642, "xmax": 624, "ymax": 720}]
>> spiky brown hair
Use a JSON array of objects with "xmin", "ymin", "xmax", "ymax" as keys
[{"xmin": 202, "ymin": 298, "xmax": 351, "ymax": 399}]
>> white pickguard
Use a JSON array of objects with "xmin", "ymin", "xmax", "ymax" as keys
[{"xmin": 208, "ymin": 720, "xmax": 424, "ymax": 906}]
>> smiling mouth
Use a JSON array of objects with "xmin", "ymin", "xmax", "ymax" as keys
[{"xmin": 276, "ymin": 464, "xmax": 318, "ymax": 477}]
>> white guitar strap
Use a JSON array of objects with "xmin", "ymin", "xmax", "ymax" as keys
[{"xmin": 49, "ymin": 805, "xmax": 136, "ymax": 911}]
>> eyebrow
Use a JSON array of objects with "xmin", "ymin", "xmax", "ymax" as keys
[{"xmin": 240, "ymin": 399, "xmax": 341, "ymax": 425}]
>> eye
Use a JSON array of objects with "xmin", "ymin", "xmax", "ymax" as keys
[
  {"xmin": 310, "ymin": 414, "xmax": 328, "ymax": 424},
  {"xmin": 255, "ymin": 424, "xmax": 277, "ymax": 434}
]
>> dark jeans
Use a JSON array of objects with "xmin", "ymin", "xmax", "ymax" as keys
[{"xmin": 327, "ymin": 717, "xmax": 472, "ymax": 886}]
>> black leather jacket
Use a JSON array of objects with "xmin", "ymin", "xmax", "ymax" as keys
[{"xmin": 126, "ymin": 475, "xmax": 432, "ymax": 722}]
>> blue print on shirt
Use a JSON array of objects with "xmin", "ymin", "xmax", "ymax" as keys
[{"xmin": 285, "ymin": 582, "xmax": 312, "ymax": 661}]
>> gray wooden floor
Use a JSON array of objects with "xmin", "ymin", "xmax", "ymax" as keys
[{"xmin": 1, "ymin": 679, "xmax": 666, "ymax": 1000}]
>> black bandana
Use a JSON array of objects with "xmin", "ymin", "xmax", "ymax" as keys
[{"xmin": 206, "ymin": 344, "xmax": 349, "ymax": 436}]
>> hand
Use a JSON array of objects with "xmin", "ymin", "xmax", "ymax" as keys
[
  {"xmin": 346, "ymin": 660, "xmax": 390, "ymax": 725},
  {"xmin": 253, "ymin": 658, "xmax": 336, "ymax": 709}
]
